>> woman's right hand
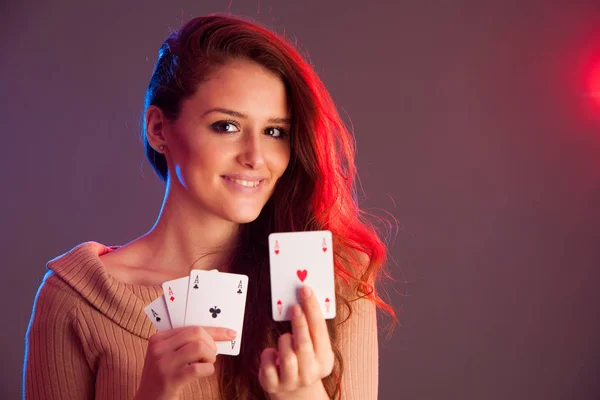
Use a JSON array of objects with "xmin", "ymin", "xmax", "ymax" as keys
[{"xmin": 135, "ymin": 325, "xmax": 237, "ymax": 400}]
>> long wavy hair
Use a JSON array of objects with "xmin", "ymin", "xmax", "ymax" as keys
[{"xmin": 141, "ymin": 14, "xmax": 397, "ymax": 400}]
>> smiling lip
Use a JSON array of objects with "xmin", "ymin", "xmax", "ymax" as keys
[
  {"xmin": 221, "ymin": 175, "xmax": 266, "ymax": 192},
  {"xmin": 222, "ymin": 174, "xmax": 266, "ymax": 181}
]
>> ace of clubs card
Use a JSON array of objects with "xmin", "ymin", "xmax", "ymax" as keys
[
  {"xmin": 185, "ymin": 270, "xmax": 249, "ymax": 356},
  {"xmin": 268, "ymin": 230, "xmax": 336, "ymax": 321},
  {"xmin": 159, "ymin": 270, "xmax": 219, "ymax": 330}
]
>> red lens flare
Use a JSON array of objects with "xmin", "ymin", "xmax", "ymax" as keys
[
  {"xmin": 577, "ymin": 43, "xmax": 600, "ymax": 121},
  {"xmin": 589, "ymin": 62, "xmax": 600, "ymax": 107}
]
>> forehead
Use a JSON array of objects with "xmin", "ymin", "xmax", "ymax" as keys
[{"xmin": 185, "ymin": 59, "xmax": 291, "ymax": 120}]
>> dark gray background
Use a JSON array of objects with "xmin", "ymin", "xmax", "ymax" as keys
[{"xmin": 2, "ymin": 0, "xmax": 600, "ymax": 399}]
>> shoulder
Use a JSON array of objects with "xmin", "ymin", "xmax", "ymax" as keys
[
  {"xmin": 30, "ymin": 241, "xmax": 115, "ymax": 323},
  {"xmin": 36, "ymin": 270, "xmax": 83, "ymax": 305},
  {"xmin": 27, "ymin": 271, "xmax": 84, "ymax": 334}
]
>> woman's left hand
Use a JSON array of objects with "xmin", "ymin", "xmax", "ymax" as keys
[{"xmin": 259, "ymin": 286, "xmax": 334, "ymax": 400}]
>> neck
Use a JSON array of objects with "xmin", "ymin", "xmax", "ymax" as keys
[{"xmin": 138, "ymin": 178, "xmax": 240, "ymax": 276}]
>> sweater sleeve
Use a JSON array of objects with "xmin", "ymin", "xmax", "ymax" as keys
[
  {"xmin": 337, "ymin": 294, "xmax": 379, "ymax": 400},
  {"xmin": 23, "ymin": 276, "xmax": 94, "ymax": 400}
]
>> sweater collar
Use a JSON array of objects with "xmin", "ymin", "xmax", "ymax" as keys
[{"xmin": 46, "ymin": 241, "xmax": 163, "ymax": 339}]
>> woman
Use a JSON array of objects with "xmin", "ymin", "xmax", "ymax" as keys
[{"xmin": 24, "ymin": 14, "xmax": 396, "ymax": 400}]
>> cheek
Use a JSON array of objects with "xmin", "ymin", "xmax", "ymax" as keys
[
  {"xmin": 269, "ymin": 144, "xmax": 291, "ymax": 176},
  {"xmin": 172, "ymin": 138, "xmax": 219, "ymax": 184},
  {"xmin": 169, "ymin": 130, "xmax": 196, "ymax": 166},
  {"xmin": 189, "ymin": 147, "xmax": 228, "ymax": 181},
  {"xmin": 180, "ymin": 134, "xmax": 219, "ymax": 167}
]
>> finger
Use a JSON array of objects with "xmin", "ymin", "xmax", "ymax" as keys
[
  {"xmin": 171, "ymin": 339, "xmax": 217, "ymax": 368},
  {"xmin": 147, "ymin": 327, "xmax": 202, "ymax": 359},
  {"xmin": 152, "ymin": 325, "xmax": 236, "ymax": 343},
  {"xmin": 149, "ymin": 325, "xmax": 189, "ymax": 344},
  {"xmin": 161, "ymin": 326, "xmax": 219, "ymax": 355},
  {"xmin": 169, "ymin": 326, "xmax": 217, "ymax": 352},
  {"xmin": 290, "ymin": 304, "xmax": 317, "ymax": 384},
  {"xmin": 259, "ymin": 348, "xmax": 280, "ymax": 393},
  {"xmin": 277, "ymin": 333, "xmax": 298, "ymax": 388},
  {"xmin": 202, "ymin": 326, "xmax": 238, "ymax": 342},
  {"xmin": 299, "ymin": 286, "xmax": 333, "ymax": 358}
]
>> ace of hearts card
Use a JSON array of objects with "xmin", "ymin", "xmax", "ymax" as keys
[{"xmin": 268, "ymin": 230, "xmax": 336, "ymax": 321}]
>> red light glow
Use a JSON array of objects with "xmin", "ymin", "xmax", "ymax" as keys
[{"xmin": 590, "ymin": 62, "xmax": 600, "ymax": 107}]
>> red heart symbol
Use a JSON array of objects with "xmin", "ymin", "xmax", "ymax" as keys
[
  {"xmin": 274, "ymin": 241, "xmax": 280, "ymax": 255},
  {"xmin": 296, "ymin": 269, "xmax": 308, "ymax": 282}
]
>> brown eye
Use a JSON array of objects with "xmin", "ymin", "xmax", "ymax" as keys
[
  {"xmin": 265, "ymin": 126, "xmax": 288, "ymax": 139},
  {"xmin": 211, "ymin": 120, "xmax": 239, "ymax": 134}
]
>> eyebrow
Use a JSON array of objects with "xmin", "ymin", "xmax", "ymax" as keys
[{"xmin": 202, "ymin": 107, "xmax": 292, "ymax": 124}]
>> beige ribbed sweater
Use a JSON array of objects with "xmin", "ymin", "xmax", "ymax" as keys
[{"xmin": 23, "ymin": 242, "xmax": 378, "ymax": 399}]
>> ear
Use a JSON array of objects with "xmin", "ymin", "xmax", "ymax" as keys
[{"xmin": 145, "ymin": 105, "xmax": 169, "ymax": 152}]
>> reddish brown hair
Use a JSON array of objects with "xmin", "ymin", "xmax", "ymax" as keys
[{"xmin": 142, "ymin": 14, "xmax": 397, "ymax": 400}]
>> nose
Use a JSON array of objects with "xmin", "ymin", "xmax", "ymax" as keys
[{"xmin": 237, "ymin": 131, "xmax": 266, "ymax": 169}]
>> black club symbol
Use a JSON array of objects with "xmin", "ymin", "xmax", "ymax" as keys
[{"xmin": 209, "ymin": 306, "xmax": 221, "ymax": 318}]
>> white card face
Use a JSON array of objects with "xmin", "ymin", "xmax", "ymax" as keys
[
  {"xmin": 144, "ymin": 295, "xmax": 173, "ymax": 332},
  {"xmin": 185, "ymin": 270, "xmax": 249, "ymax": 356},
  {"xmin": 268, "ymin": 230, "xmax": 336, "ymax": 321},
  {"xmin": 162, "ymin": 277, "xmax": 190, "ymax": 329}
]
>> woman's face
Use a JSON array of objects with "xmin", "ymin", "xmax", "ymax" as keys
[{"xmin": 165, "ymin": 59, "xmax": 292, "ymax": 224}]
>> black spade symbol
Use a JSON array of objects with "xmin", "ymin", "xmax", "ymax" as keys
[
  {"xmin": 209, "ymin": 306, "xmax": 221, "ymax": 318},
  {"xmin": 155, "ymin": 316, "xmax": 161, "ymax": 322}
]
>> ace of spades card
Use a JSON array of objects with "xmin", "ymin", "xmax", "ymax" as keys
[
  {"xmin": 185, "ymin": 270, "xmax": 249, "ymax": 356},
  {"xmin": 268, "ymin": 230, "xmax": 336, "ymax": 322},
  {"xmin": 143, "ymin": 295, "xmax": 172, "ymax": 332}
]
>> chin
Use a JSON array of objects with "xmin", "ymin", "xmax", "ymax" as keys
[
  {"xmin": 223, "ymin": 205, "xmax": 264, "ymax": 224},
  {"xmin": 228, "ymin": 213, "xmax": 261, "ymax": 224}
]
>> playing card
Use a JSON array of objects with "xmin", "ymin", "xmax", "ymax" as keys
[
  {"xmin": 144, "ymin": 295, "xmax": 173, "ymax": 332},
  {"xmin": 268, "ymin": 230, "xmax": 336, "ymax": 321},
  {"xmin": 162, "ymin": 276, "xmax": 190, "ymax": 328},
  {"xmin": 185, "ymin": 269, "xmax": 249, "ymax": 356},
  {"xmin": 153, "ymin": 270, "xmax": 218, "ymax": 329}
]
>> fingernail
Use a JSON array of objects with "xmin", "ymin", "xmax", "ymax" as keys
[
  {"xmin": 227, "ymin": 329, "xmax": 237, "ymax": 338},
  {"xmin": 302, "ymin": 286, "xmax": 312, "ymax": 298},
  {"xmin": 292, "ymin": 304, "xmax": 302, "ymax": 318}
]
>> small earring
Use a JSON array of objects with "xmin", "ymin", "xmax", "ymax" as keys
[{"xmin": 159, "ymin": 145, "xmax": 165, "ymax": 151}]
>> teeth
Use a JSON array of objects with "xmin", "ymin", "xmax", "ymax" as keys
[{"xmin": 227, "ymin": 177, "xmax": 260, "ymax": 188}]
